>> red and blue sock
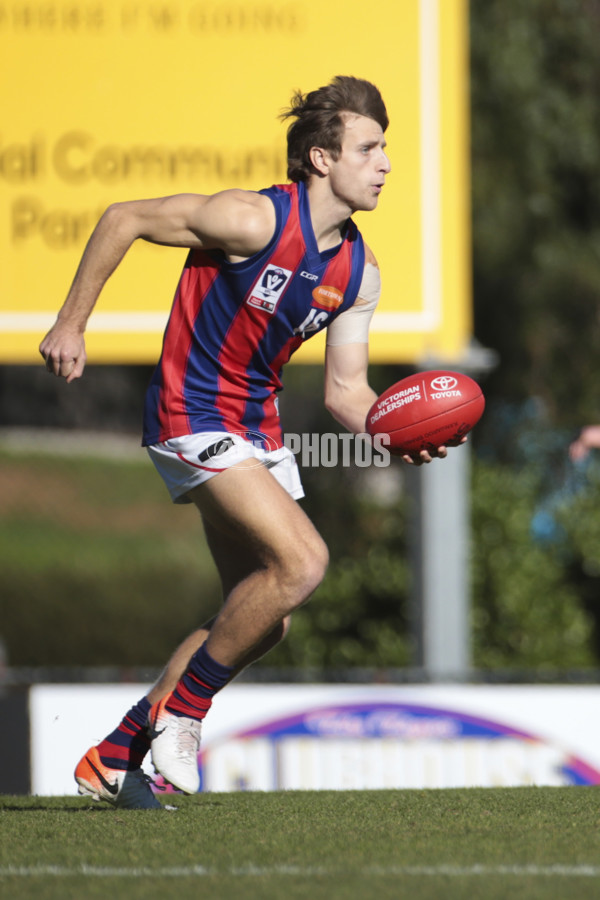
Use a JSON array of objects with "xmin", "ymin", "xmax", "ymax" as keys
[
  {"xmin": 96, "ymin": 696, "xmax": 152, "ymax": 771},
  {"xmin": 166, "ymin": 644, "xmax": 233, "ymax": 720}
]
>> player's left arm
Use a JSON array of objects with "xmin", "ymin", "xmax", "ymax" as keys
[
  {"xmin": 323, "ymin": 244, "xmax": 380, "ymax": 434},
  {"xmin": 324, "ymin": 340, "xmax": 378, "ymax": 435},
  {"xmin": 324, "ymin": 246, "xmax": 451, "ymax": 464}
]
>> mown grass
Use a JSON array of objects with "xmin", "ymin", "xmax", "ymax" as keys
[{"xmin": 2, "ymin": 787, "xmax": 600, "ymax": 900}]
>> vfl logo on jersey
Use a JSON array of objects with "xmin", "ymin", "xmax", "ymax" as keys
[{"xmin": 246, "ymin": 264, "xmax": 293, "ymax": 314}]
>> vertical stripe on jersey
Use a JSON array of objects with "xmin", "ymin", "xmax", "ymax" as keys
[
  {"xmin": 214, "ymin": 189, "xmax": 306, "ymax": 445},
  {"xmin": 154, "ymin": 255, "xmax": 220, "ymax": 442}
]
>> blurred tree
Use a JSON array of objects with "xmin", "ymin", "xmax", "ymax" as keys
[
  {"xmin": 471, "ymin": 0, "xmax": 600, "ymax": 423},
  {"xmin": 470, "ymin": 457, "xmax": 596, "ymax": 671}
]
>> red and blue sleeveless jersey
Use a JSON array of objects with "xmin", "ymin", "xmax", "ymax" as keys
[{"xmin": 142, "ymin": 181, "xmax": 366, "ymax": 449}]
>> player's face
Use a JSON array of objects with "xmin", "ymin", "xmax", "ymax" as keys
[{"xmin": 328, "ymin": 114, "xmax": 391, "ymax": 212}]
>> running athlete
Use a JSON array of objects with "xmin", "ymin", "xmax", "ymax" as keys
[{"xmin": 40, "ymin": 76, "xmax": 453, "ymax": 809}]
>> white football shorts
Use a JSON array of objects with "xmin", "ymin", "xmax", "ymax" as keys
[{"xmin": 147, "ymin": 431, "xmax": 305, "ymax": 504}]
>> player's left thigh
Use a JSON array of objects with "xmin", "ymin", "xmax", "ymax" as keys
[
  {"xmin": 202, "ymin": 516, "xmax": 268, "ymax": 597},
  {"xmin": 188, "ymin": 460, "xmax": 329, "ymax": 596}
]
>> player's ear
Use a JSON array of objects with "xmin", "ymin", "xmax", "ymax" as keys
[{"xmin": 309, "ymin": 146, "xmax": 330, "ymax": 177}]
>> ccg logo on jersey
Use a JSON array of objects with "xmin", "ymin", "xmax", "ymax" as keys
[{"xmin": 246, "ymin": 264, "xmax": 293, "ymax": 314}]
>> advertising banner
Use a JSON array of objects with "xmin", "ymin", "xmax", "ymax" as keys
[
  {"xmin": 29, "ymin": 684, "xmax": 600, "ymax": 795},
  {"xmin": 1, "ymin": 0, "xmax": 470, "ymax": 365}
]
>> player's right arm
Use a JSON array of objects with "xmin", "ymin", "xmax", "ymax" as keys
[{"xmin": 39, "ymin": 190, "xmax": 276, "ymax": 381}]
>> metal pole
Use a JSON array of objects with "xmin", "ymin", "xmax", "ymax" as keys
[
  {"xmin": 410, "ymin": 442, "xmax": 471, "ymax": 679},
  {"xmin": 407, "ymin": 344, "xmax": 496, "ymax": 680}
]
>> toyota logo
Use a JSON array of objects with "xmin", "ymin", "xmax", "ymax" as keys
[{"xmin": 430, "ymin": 375, "xmax": 458, "ymax": 391}]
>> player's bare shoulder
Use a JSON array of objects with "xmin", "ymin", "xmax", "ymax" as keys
[{"xmin": 201, "ymin": 189, "xmax": 276, "ymax": 259}]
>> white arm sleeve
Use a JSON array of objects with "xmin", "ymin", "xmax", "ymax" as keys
[{"xmin": 326, "ymin": 262, "xmax": 381, "ymax": 346}]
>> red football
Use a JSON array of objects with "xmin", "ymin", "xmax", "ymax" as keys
[{"xmin": 366, "ymin": 370, "xmax": 485, "ymax": 455}]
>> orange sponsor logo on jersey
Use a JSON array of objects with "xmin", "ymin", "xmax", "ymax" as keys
[{"xmin": 312, "ymin": 285, "xmax": 344, "ymax": 311}]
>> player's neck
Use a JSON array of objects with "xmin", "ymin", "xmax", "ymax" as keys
[{"xmin": 306, "ymin": 181, "xmax": 351, "ymax": 252}]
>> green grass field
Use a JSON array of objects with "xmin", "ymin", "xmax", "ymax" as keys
[{"xmin": 2, "ymin": 787, "xmax": 600, "ymax": 900}]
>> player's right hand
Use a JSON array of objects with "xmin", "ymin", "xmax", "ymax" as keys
[
  {"xmin": 39, "ymin": 325, "xmax": 87, "ymax": 383},
  {"xmin": 401, "ymin": 436, "xmax": 468, "ymax": 465},
  {"xmin": 569, "ymin": 426, "xmax": 600, "ymax": 462}
]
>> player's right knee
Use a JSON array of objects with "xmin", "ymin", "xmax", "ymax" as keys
[
  {"xmin": 307, "ymin": 537, "xmax": 329, "ymax": 591},
  {"xmin": 280, "ymin": 614, "xmax": 293, "ymax": 639},
  {"xmin": 281, "ymin": 534, "xmax": 329, "ymax": 609}
]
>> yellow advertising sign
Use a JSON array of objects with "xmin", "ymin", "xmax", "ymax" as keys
[{"xmin": 0, "ymin": 0, "xmax": 470, "ymax": 365}]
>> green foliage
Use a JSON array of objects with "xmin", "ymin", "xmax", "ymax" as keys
[
  {"xmin": 470, "ymin": 0, "xmax": 600, "ymax": 422},
  {"xmin": 558, "ymin": 466, "xmax": 600, "ymax": 572},
  {"xmin": 470, "ymin": 459, "xmax": 596, "ymax": 670},
  {"xmin": 264, "ymin": 491, "xmax": 413, "ymax": 669}
]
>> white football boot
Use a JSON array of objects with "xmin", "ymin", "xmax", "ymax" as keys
[{"xmin": 147, "ymin": 694, "xmax": 202, "ymax": 794}]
